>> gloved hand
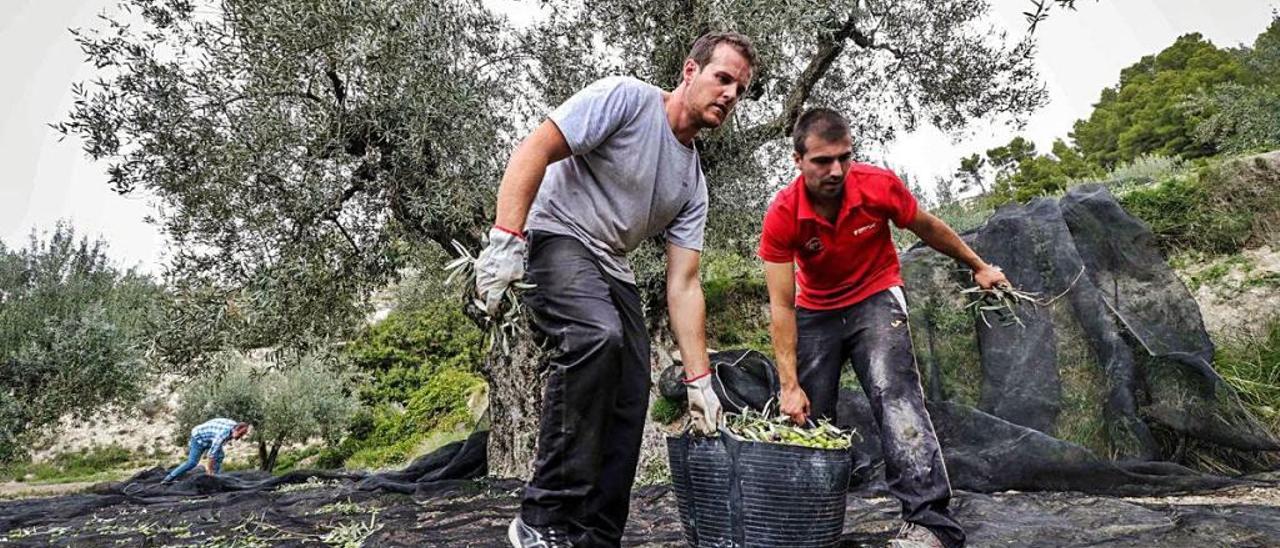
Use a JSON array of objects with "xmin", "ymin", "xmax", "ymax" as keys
[
  {"xmin": 685, "ymin": 371, "xmax": 722, "ymax": 435},
  {"xmin": 475, "ymin": 226, "xmax": 526, "ymax": 316}
]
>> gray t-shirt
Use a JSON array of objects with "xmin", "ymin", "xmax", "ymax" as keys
[{"xmin": 526, "ymin": 76, "xmax": 709, "ymax": 284}]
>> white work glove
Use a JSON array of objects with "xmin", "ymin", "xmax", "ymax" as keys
[
  {"xmin": 474, "ymin": 226, "xmax": 526, "ymax": 316},
  {"xmin": 685, "ymin": 372, "xmax": 723, "ymax": 435}
]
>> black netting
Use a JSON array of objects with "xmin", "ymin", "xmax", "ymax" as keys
[
  {"xmin": 0, "ymin": 432, "xmax": 497, "ymax": 546},
  {"xmin": 5, "ymin": 186, "xmax": 1280, "ymax": 545},
  {"xmin": 969, "ymin": 201, "xmax": 1063, "ymax": 435},
  {"xmin": 906, "ymin": 185, "xmax": 1278, "ymax": 467}
]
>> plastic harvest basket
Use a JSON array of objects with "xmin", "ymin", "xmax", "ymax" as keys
[{"xmin": 667, "ymin": 428, "xmax": 851, "ymax": 547}]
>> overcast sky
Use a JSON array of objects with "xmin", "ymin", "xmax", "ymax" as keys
[{"xmin": 1, "ymin": 0, "xmax": 1275, "ymax": 273}]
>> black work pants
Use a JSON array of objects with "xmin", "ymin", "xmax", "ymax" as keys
[
  {"xmin": 519, "ymin": 231, "xmax": 650, "ymax": 547},
  {"xmin": 796, "ymin": 287, "xmax": 966, "ymax": 548}
]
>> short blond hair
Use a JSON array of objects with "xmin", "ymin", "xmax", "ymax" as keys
[{"xmin": 688, "ymin": 31, "xmax": 758, "ymax": 75}]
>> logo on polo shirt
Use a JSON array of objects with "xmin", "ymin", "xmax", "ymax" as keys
[
  {"xmin": 804, "ymin": 237, "xmax": 823, "ymax": 252},
  {"xmin": 852, "ymin": 222, "xmax": 879, "ymax": 237}
]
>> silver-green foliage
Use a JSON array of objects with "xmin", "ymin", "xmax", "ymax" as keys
[
  {"xmin": 0, "ymin": 224, "xmax": 162, "ymax": 462},
  {"xmin": 175, "ymin": 351, "xmax": 358, "ymax": 471},
  {"xmin": 1192, "ymin": 18, "xmax": 1280, "ymax": 155},
  {"xmin": 1093, "ymin": 155, "xmax": 1188, "ymax": 191},
  {"xmin": 56, "ymin": 0, "xmax": 524, "ymax": 364},
  {"xmin": 60, "ymin": 0, "xmax": 1064, "ymax": 470},
  {"xmin": 58, "ymin": 1, "xmax": 1055, "ymax": 361},
  {"xmin": 532, "ymin": 0, "xmax": 1051, "ymax": 262},
  {"xmin": 726, "ymin": 407, "xmax": 854, "ymax": 450}
]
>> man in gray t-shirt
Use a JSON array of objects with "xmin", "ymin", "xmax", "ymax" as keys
[
  {"xmin": 526, "ymin": 75, "xmax": 709, "ymax": 284},
  {"xmin": 475, "ymin": 33, "xmax": 756, "ymax": 548}
]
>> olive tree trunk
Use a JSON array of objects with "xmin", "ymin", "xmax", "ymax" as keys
[
  {"xmin": 479, "ymin": 333, "xmax": 546, "ymax": 479},
  {"xmin": 477, "ymin": 298, "xmax": 679, "ymax": 481}
]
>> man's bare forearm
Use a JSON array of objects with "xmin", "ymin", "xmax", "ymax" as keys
[
  {"xmin": 668, "ymin": 281, "xmax": 711, "ymax": 377},
  {"xmin": 770, "ymin": 301, "xmax": 799, "ymax": 389},
  {"xmin": 495, "ymin": 150, "xmax": 550, "ymax": 231},
  {"xmin": 912, "ymin": 213, "xmax": 988, "ymax": 271},
  {"xmin": 762, "ymin": 260, "xmax": 800, "ymax": 389}
]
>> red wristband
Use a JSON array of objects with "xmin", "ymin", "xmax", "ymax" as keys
[
  {"xmin": 683, "ymin": 370, "xmax": 712, "ymax": 383},
  {"xmin": 493, "ymin": 224, "xmax": 525, "ymax": 240}
]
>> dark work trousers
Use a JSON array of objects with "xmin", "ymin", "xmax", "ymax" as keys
[
  {"xmin": 796, "ymin": 287, "xmax": 966, "ymax": 548},
  {"xmin": 519, "ymin": 231, "xmax": 651, "ymax": 548}
]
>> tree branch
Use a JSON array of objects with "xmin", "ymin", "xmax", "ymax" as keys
[
  {"xmin": 1025, "ymin": 0, "xmax": 1084, "ymax": 35},
  {"xmin": 740, "ymin": 11, "xmax": 863, "ymax": 147},
  {"xmin": 850, "ymin": 27, "xmax": 906, "ymax": 59},
  {"xmin": 325, "ymin": 214, "xmax": 362, "ymax": 257},
  {"xmin": 283, "ymin": 179, "xmax": 368, "ymax": 257},
  {"xmin": 215, "ymin": 90, "xmax": 322, "ymax": 109},
  {"xmin": 325, "ymin": 63, "xmax": 346, "ymax": 106}
]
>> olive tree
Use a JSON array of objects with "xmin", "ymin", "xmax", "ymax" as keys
[
  {"xmin": 57, "ymin": 0, "xmax": 522, "ymax": 368},
  {"xmin": 0, "ymin": 224, "xmax": 162, "ymax": 463},
  {"xmin": 64, "ymin": 0, "xmax": 1074, "ymax": 477}
]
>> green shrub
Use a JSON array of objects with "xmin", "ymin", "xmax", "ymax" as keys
[
  {"xmin": 0, "ymin": 224, "xmax": 163, "ymax": 463},
  {"xmin": 1193, "ymin": 83, "xmax": 1280, "ymax": 155},
  {"xmin": 894, "ymin": 195, "xmax": 997, "ymax": 250},
  {"xmin": 330, "ymin": 367, "xmax": 484, "ymax": 470},
  {"xmin": 346, "ymin": 300, "xmax": 484, "ymax": 405},
  {"xmin": 270, "ymin": 446, "xmax": 322, "ymax": 473},
  {"xmin": 314, "ymin": 447, "xmax": 349, "ymax": 470},
  {"xmin": 339, "ymin": 286, "xmax": 491, "ymax": 471},
  {"xmin": 368, "ymin": 404, "xmax": 419, "ymax": 453},
  {"xmin": 345, "ymin": 435, "xmax": 424, "ymax": 470},
  {"xmin": 1116, "ymin": 155, "xmax": 1280, "ymax": 256},
  {"xmin": 1095, "ymin": 155, "xmax": 1188, "ymax": 191},
  {"xmin": 1118, "ymin": 171, "xmax": 1252, "ymax": 255},
  {"xmin": 649, "ymin": 397, "xmax": 684, "ymax": 424},
  {"xmin": 405, "ymin": 369, "xmax": 485, "ymax": 432},
  {"xmin": 315, "ymin": 407, "xmax": 375, "ymax": 469},
  {"xmin": 315, "ymin": 440, "xmax": 359, "ymax": 470},
  {"xmin": 369, "ymin": 370, "xmax": 481, "ymax": 442},
  {"xmin": 701, "ymin": 251, "xmax": 772, "ymax": 354}
]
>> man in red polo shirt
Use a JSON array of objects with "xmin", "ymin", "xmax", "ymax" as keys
[{"xmin": 759, "ymin": 108, "xmax": 1008, "ymax": 548}]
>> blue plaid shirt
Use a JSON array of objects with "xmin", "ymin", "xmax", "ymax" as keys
[{"xmin": 190, "ymin": 418, "xmax": 238, "ymax": 469}]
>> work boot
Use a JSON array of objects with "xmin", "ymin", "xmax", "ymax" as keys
[
  {"xmin": 507, "ymin": 516, "xmax": 572, "ymax": 548},
  {"xmin": 888, "ymin": 522, "xmax": 945, "ymax": 548}
]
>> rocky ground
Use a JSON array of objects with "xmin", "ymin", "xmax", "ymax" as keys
[
  {"xmin": 2, "ymin": 471, "xmax": 1280, "ymax": 547},
  {"xmin": 1178, "ymin": 245, "xmax": 1280, "ymax": 340}
]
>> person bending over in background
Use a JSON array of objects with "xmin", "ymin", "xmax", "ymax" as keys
[
  {"xmin": 759, "ymin": 108, "xmax": 1010, "ymax": 548},
  {"xmin": 161, "ymin": 418, "xmax": 252, "ymax": 484}
]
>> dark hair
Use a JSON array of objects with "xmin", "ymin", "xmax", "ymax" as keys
[
  {"xmin": 792, "ymin": 108, "xmax": 851, "ymax": 155},
  {"xmin": 688, "ymin": 31, "xmax": 758, "ymax": 76},
  {"xmin": 234, "ymin": 422, "xmax": 251, "ymax": 434}
]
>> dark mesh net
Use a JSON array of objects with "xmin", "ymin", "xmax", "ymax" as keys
[
  {"xmin": 4, "ymin": 187, "xmax": 1279, "ymax": 545},
  {"xmin": 895, "ymin": 185, "xmax": 1277, "ymax": 487}
]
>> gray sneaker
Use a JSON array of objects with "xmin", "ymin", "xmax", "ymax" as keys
[
  {"xmin": 888, "ymin": 522, "xmax": 945, "ymax": 548},
  {"xmin": 507, "ymin": 516, "xmax": 572, "ymax": 548}
]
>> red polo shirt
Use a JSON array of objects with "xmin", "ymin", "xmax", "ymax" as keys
[{"xmin": 758, "ymin": 163, "xmax": 919, "ymax": 310}]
